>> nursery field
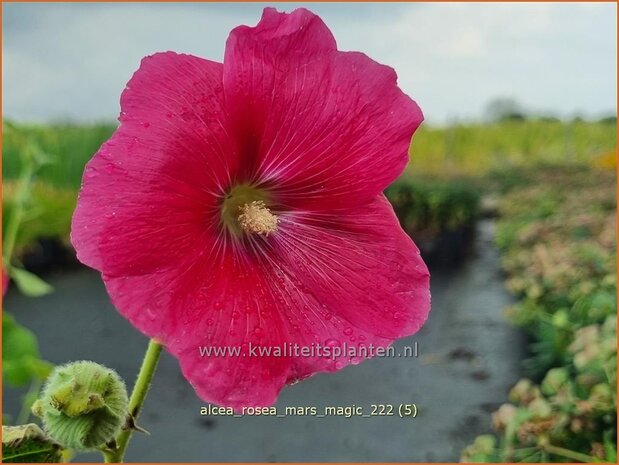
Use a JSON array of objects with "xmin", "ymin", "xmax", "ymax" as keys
[
  {"xmin": 463, "ymin": 166, "xmax": 617, "ymax": 462},
  {"xmin": 408, "ymin": 120, "xmax": 616, "ymax": 177},
  {"xmin": 2, "ymin": 119, "xmax": 617, "ymax": 462}
]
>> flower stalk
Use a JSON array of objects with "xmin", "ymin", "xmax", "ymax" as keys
[
  {"xmin": 105, "ymin": 340, "xmax": 162, "ymax": 463},
  {"xmin": 541, "ymin": 443, "xmax": 595, "ymax": 463},
  {"xmin": 2, "ymin": 146, "xmax": 35, "ymax": 266}
]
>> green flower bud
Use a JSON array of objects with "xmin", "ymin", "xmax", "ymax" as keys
[
  {"xmin": 461, "ymin": 434, "xmax": 496, "ymax": 462},
  {"xmin": 541, "ymin": 367, "xmax": 569, "ymax": 396},
  {"xmin": 590, "ymin": 383, "xmax": 613, "ymax": 411},
  {"xmin": 551, "ymin": 310, "xmax": 569, "ymax": 329},
  {"xmin": 508, "ymin": 378, "xmax": 539, "ymax": 404},
  {"xmin": 32, "ymin": 361, "xmax": 128, "ymax": 450},
  {"xmin": 491, "ymin": 404, "xmax": 517, "ymax": 431},
  {"xmin": 528, "ymin": 398, "xmax": 552, "ymax": 419}
]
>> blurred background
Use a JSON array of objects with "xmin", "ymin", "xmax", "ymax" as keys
[{"xmin": 2, "ymin": 2, "xmax": 617, "ymax": 462}]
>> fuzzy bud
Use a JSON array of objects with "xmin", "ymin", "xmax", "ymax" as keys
[
  {"xmin": 491, "ymin": 404, "xmax": 517, "ymax": 432},
  {"xmin": 528, "ymin": 398, "xmax": 552, "ymax": 419},
  {"xmin": 31, "ymin": 361, "xmax": 128, "ymax": 450},
  {"xmin": 508, "ymin": 378, "xmax": 538, "ymax": 405},
  {"xmin": 541, "ymin": 367, "xmax": 569, "ymax": 396}
]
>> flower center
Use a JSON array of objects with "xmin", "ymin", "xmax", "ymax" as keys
[
  {"xmin": 238, "ymin": 201, "xmax": 279, "ymax": 235},
  {"xmin": 221, "ymin": 184, "xmax": 279, "ymax": 236}
]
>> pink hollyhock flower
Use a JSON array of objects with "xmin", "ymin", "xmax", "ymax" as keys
[{"xmin": 71, "ymin": 7, "xmax": 430, "ymax": 408}]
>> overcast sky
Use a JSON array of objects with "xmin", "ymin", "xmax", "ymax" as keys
[{"xmin": 3, "ymin": 2, "xmax": 617, "ymax": 125}]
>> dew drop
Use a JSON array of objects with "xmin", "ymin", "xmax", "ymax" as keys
[
  {"xmin": 85, "ymin": 167, "xmax": 98, "ymax": 178},
  {"xmin": 325, "ymin": 338, "xmax": 339, "ymax": 348},
  {"xmin": 343, "ymin": 327, "xmax": 353, "ymax": 336}
]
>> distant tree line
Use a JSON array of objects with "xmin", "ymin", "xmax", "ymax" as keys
[{"xmin": 484, "ymin": 97, "xmax": 616, "ymax": 124}]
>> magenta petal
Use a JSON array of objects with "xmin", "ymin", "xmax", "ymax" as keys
[
  {"xmin": 224, "ymin": 9, "xmax": 423, "ymax": 208},
  {"xmin": 100, "ymin": 194, "xmax": 428, "ymax": 407},
  {"xmin": 272, "ymin": 193, "xmax": 430, "ymax": 378},
  {"xmin": 103, "ymin": 247, "xmax": 293, "ymax": 408},
  {"xmin": 71, "ymin": 52, "xmax": 233, "ymax": 276},
  {"xmin": 163, "ymin": 193, "xmax": 431, "ymax": 385},
  {"xmin": 228, "ymin": 7, "xmax": 336, "ymax": 53}
]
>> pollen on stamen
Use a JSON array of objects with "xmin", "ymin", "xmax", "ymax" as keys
[{"xmin": 238, "ymin": 201, "xmax": 279, "ymax": 236}]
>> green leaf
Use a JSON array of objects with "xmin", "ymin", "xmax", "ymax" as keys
[
  {"xmin": 9, "ymin": 268, "xmax": 53, "ymax": 297},
  {"xmin": 2, "ymin": 424, "xmax": 64, "ymax": 463},
  {"xmin": 2, "ymin": 313, "xmax": 53, "ymax": 386}
]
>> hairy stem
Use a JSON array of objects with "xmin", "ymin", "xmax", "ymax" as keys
[
  {"xmin": 543, "ymin": 444, "xmax": 595, "ymax": 463},
  {"xmin": 105, "ymin": 339, "xmax": 162, "ymax": 463},
  {"xmin": 3, "ymin": 158, "xmax": 34, "ymax": 266}
]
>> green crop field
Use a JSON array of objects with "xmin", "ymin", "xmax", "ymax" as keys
[
  {"xmin": 3, "ymin": 120, "xmax": 616, "ymax": 188},
  {"xmin": 408, "ymin": 119, "xmax": 616, "ymax": 177}
]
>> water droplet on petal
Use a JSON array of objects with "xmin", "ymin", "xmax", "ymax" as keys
[{"xmin": 343, "ymin": 327, "xmax": 353, "ymax": 336}]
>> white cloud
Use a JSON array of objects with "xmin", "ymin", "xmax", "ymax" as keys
[{"xmin": 2, "ymin": 2, "xmax": 616, "ymax": 124}]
